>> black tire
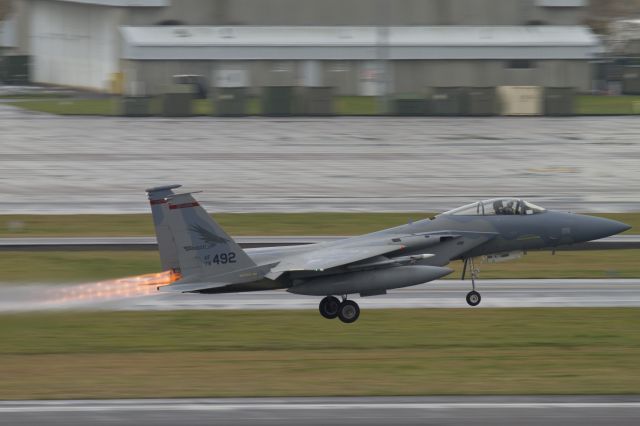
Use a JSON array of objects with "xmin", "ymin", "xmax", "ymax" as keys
[
  {"xmin": 338, "ymin": 300, "xmax": 360, "ymax": 323},
  {"xmin": 319, "ymin": 296, "xmax": 340, "ymax": 319},
  {"xmin": 466, "ymin": 290, "xmax": 481, "ymax": 307}
]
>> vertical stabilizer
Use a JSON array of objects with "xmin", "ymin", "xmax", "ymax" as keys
[
  {"xmin": 146, "ymin": 184, "xmax": 181, "ymax": 272},
  {"xmin": 166, "ymin": 192, "xmax": 256, "ymax": 279}
]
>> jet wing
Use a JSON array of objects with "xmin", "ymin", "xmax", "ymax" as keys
[{"xmin": 265, "ymin": 244, "xmax": 404, "ymax": 279}]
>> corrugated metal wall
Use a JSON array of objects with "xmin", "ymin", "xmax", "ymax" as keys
[
  {"xmin": 30, "ymin": 0, "xmax": 121, "ymax": 90},
  {"xmin": 220, "ymin": 0, "xmax": 584, "ymax": 26},
  {"xmin": 124, "ymin": 58, "xmax": 591, "ymax": 96},
  {"xmin": 121, "ymin": 0, "xmax": 587, "ymax": 27}
]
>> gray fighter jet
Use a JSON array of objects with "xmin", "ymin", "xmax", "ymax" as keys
[{"xmin": 147, "ymin": 185, "xmax": 630, "ymax": 323}]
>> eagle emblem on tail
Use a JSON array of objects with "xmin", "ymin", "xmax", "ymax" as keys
[{"xmin": 189, "ymin": 224, "xmax": 229, "ymax": 246}]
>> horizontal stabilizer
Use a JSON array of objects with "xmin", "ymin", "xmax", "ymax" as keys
[
  {"xmin": 146, "ymin": 184, "xmax": 182, "ymax": 196},
  {"xmin": 159, "ymin": 263, "xmax": 276, "ymax": 293},
  {"xmin": 159, "ymin": 280, "xmax": 226, "ymax": 293}
]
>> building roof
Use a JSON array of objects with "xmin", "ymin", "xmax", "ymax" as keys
[
  {"xmin": 121, "ymin": 25, "xmax": 601, "ymax": 61},
  {"xmin": 53, "ymin": 0, "xmax": 167, "ymax": 6}
]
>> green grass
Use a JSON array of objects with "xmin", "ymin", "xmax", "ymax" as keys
[
  {"xmin": 0, "ymin": 93, "xmax": 74, "ymax": 99},
  {"xmin": 0, "ymin": 213, "xmax": 636, "ymax": 282},
  {"xmin": 335, "ymin": 96, "xmax": 379, "ymax": 115},
  {"xmin": 0, "ymin": 249, "xmax": 637, "ymax": 283},
  {"xmin": 0, "ymin": 213, "xmax": 436, "ymax": 237},
  {"xmin": 0, "ymin": 251, "xmax": 161, "ymax": 283},
  {"xmin": 9, "ymin": 95, "xmax": 380, "ymax": 116},
  {"xmin": 0, "ymin": 308, "xmax": 638, "ymax": 399},
  {"xmin": 0, "ymin": 212, "xmax": 636, "ymax": 238},
  {"xmin": 11, "ymin": 95, "xmax": 640, "ymax": 116},
  {"xmin": 575, "ymin": 95, "xmax": 640, "ymax": 115},
  {"xmin": 11, "ymin": 98, "xmax": 119, "ymax": 115},
  {"xmin": 192, "ymin": 98, "xmax": 213, "ymax": 115}
]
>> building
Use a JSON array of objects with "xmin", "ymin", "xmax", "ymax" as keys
[
  {"xmin": 1, "ymin": 0, "xmax": 600, "ymax": 93},
  {"xmin": 121, "ymin": 25, "xmax": 599, "ymax": 95},
  {"xmin": 0, "ymin": 9, "xmax": 15, "ymax": 55}
]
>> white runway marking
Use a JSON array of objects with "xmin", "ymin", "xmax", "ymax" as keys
[
  {"xmin": 1, "ymin": 401, "xmax": 640, "ymax": 413},
  {"xmin": 3, "ymin": 397, "xmax": 639, "ymax": 425}
]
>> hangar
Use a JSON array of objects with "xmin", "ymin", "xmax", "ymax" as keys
[
  {"xmin": 2, "ymin": 0, "xmax": 600, "ymax": 94},
  {"xmin": 120, "ymin": 25, "xmax": 600, "ymax": 95},
  {"xmin": 0, "ymin": 12, "xmax": 15, "ymax": 55}
]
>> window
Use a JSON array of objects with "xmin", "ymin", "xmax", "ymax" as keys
[
  {"xmin": 157, "ymin": 19, "xmax": 184, "ymax": 26},
  {"xmin": 272, "ymin": 62, "xmax": 291, "ymax": 73},
  {"xmin": 536, "ymin": 0, "xmax": 585, "ymax": 7},
  {"xmin": 485, "ymin": 199, "xmax": 521, "ymax": 215},
  {"xmin": 506, "ymin": 60, "xmax": 534, "ymax": 69},
  {"xmin": 520, "ymin": 200, "xmax": 546, "ymax": 215},
  {"xmin": 330, "ymin": 62, "xmax": 350, "ymax": 73},
  {"xmin": 444, "ymin": 202, "xmax": 482, "ymax": 216},
  {"xmin": 443, "ymin": 199, "xmax": 546, "ymax": 216}
]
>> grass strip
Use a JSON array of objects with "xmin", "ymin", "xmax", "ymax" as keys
[
  {"xmin": 10, "ymin": 98, "xmax": 119, "ymax": 115},
  {"xmin": 575, "ymin": 95, "xmax": 640, "ymax": 115},
  {"xmin": 0, "ymin": 213, "xmax": 434, "ymax": 237},
  {"xmin": 0, "ymin": 308, "xmax": 638, "ymax": 399},
  {"xmin": 0, "ymin": 249, "xmax": 637, "ymax": 283},
  {"xmin": 0, "ymin": 212, "xmax": 636, "ymax": 237},
  {"xmin": 9, "ymin": 95, "xmax": 640, "ymax": 116}
]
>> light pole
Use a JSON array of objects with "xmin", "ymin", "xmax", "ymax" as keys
[{"xmin": 376, "ymin": 0, "xmax": 391, "ymax": 115}]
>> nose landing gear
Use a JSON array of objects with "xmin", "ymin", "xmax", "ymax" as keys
[
  {"xmin": 466, "ymin": 290, "xmax": 481, "ymax": 306},
  {"xmin": 462, "ymin": 257, "xmax": 482, "ymax": 307},
  {"xmin": 319, "ymin": 295, "xmax": 360, "ymax": 323}
]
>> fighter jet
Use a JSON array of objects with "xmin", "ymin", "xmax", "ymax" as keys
[{"xmin": 147, "ymin": 185, "xmax": 631, "ymax": 323}]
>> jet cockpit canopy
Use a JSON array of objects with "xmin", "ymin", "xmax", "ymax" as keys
[{"xmin": 442, "ymin": 198, "xmax": 546, "ymax": 216}]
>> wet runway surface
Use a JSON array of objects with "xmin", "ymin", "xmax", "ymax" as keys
[
  {"xmin": 1, "ymin": 396, "xmax": 639, "ymax": 426},
  {"xmin": 103, "ymin": 279, "xmax": 640, "ymax": 311},
  {"xmin": 1, "ymin": 105, "xmax": 639, "ymax": 213},
  {"xmin": 2, "ymin": 279, "xmax": 639, "ymax": 312},
  {"xmin": 0, "ymin": 234, "xmax": 638, "ymax": 250}
]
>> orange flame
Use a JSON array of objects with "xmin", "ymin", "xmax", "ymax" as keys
[{"xmin": 47, "ymin": 270, "xmax": 182, "ymax": 305}]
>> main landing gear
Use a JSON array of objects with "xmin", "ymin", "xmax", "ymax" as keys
[
  {"xmin": 319, "ymin": 295, "xmax": 360, "ymax": 323},
  {"xmin": 462, "ymin": 257, "xmax": 482, "ymax": 307}
]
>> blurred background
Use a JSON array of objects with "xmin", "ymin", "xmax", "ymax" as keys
[
  {"xmin": 1, "ymin": 0, "xmax": 640, "ymax": 114},
  {"xmin": 0, "ymin": 1, "xmax": 640, "ymax": 424}
]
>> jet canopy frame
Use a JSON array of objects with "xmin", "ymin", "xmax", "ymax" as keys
[{"xmin": 442, "ymin": 198, "xmax": 546, "ymax": 216}]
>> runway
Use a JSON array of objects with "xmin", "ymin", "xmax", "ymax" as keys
[
  {"xmin": 104, "ymin": 279, "xmax": 640, "ymax": 310},
  {"xmin": 1, "ymin": 105, "xmax": 640, "ymax": 213},
  {"xmin": 2, "ymin": 279, "xmax": 640, "ymax": 312},
  {"xmin": 1, "ymin": 396, "xmax": 639, "ymax": 425},
  {"xmin": 0, "ymin": 234, "xmax": 638, "ymax": 250}
]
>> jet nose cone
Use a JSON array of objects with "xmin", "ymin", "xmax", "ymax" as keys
[
  {"xmin": 612, "ymin": 220, "xmax": 632, "ymax": 234},
  {"xmin": 583, "ymin": 217, "xmax": 631, "ymax": 240}
]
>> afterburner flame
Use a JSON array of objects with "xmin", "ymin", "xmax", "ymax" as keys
[{"xmin": 47, "ymin": 270, "xmax": 181, "ymax": 305}]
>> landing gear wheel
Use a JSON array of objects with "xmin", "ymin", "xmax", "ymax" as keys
[
  {"xmin": 319, "ymin": 296, "xmax": 340, "ymax": 319},
  {"xmin": 466, "ymin": 290, "xmax": 481, "ymax": 307},
  {"xmin": 463, "ymin": 258, "xmax": 482, "ymax": 307},
  {"xmin": 338, "ymin": 300, "xmax": 360, "ymax": 323}
]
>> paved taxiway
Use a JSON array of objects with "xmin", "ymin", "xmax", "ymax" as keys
[
  {"xmin": 1, "ymin": 397, "xmax": 639, "ymax": 426},
  {"xmin": 0, "ymin": 235, "xmax": 638, "ymax": 250},
  {"xmin": 1, "ymin": 104, "xmax": 640, "ymax": 213},
  {"xmin": 2, "ymin": 279, "xmax": 639, "ymax": 312}
]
